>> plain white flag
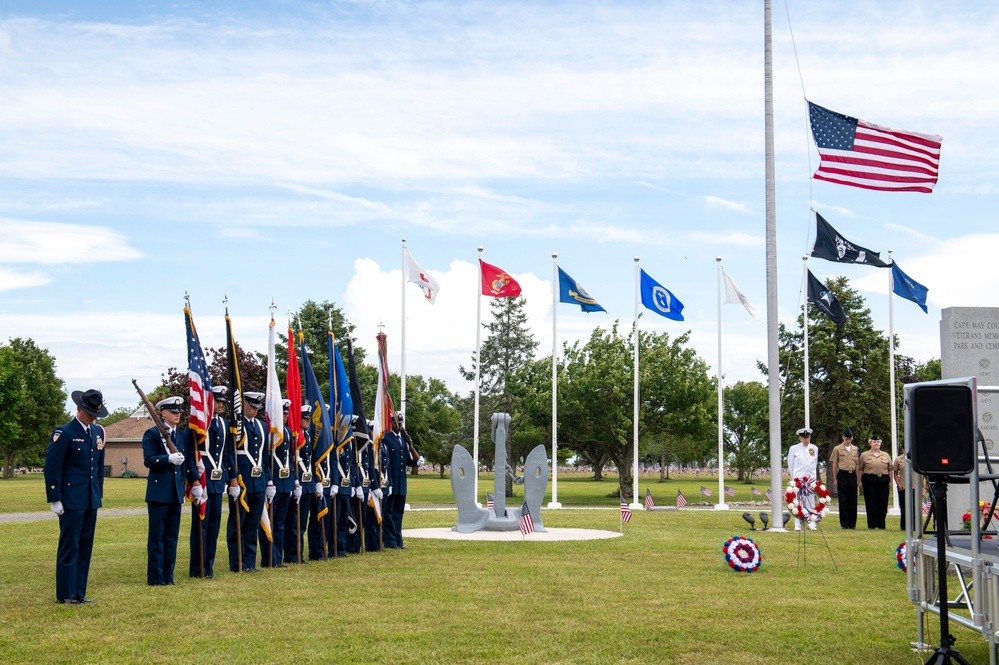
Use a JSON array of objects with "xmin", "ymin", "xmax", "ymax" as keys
[
  {"xmin": 722, "ymin": 269, "xmax": 758, "ymax": 319},
  {"xmin": 405, "ymin": 249, "xmax": 440, "ymax": 304}
]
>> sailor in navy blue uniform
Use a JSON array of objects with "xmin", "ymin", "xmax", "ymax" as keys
[
  {"xmin": 383, "ymin": 414, "xmax": 417, "ymax": 549},
  {"xmin": 359, "ymin": 426, "xmax": 385, "ymax": 552},
  {"xmin": 308, "ymin": 413, "xmax": 336, "ymax": 560},
  {"xmin": 260, "ymin": 399, "xmax": 295, "ymax": 568},
  {"xmin": 188, "ymin": 385, "xmax": 228, "ymax": 578},
  {"xmin": 143, "ymin": 396, "xmax": 192, "ymax": 586},
  {"xmin": 285, "ymin": 404, "xmax": 314, "ymax": 564},
  {"xmin": 225, "ymin": 391, "xmax": 270, "ymax": 572},
  {"xmin": 44, "ymin": 389, "xmax": 108, "ymax": 604},
  {"xmin": 338, "ymin": 419, "xmax": 364, "ymax": 554}
]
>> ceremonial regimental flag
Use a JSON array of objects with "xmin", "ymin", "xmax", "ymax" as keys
[
  {"xmin": 620, "ymin": 495, "xmax": 632, "ymax": 523},
  {"xmin": 372, "ymin": 332, "xmax": 394, "ymax": 447},
  {"xmin": 286, "ymin": 324, "xmax": 303, "ymax": 450},
  {"xmin": 225, "ymin": 313, "xmax": 245, "ymax": 457},
  {"xmin": 811, "ymin": 213, "xmax": 889, "ymax": 267},
  {"xmin": 676, "ymin": 489, "xmax": 687, "ymax": 508},
  {"xmin": 367, "ymin": 489, "xmax": 383, "ymax": 524},
  {"xmin": 300, "ymin": 336, "xmax": 333, "ymax": 496},
  {"xmin": 480, "ymin": 259, "xmax": 522, "ymax": 297},
  {"xmin": 519, "ymin": 501, "xmax": 535, "ymax": 536},
  {"xmin": 892, "ymin": 262, "xmax": 929, "ymax": 313},
  {"xmin": 406, "ymin": 248, "xmax": 441, "ymax": 304},
  {"xmin": 722, "ymin": 269, "xmax": 758, "ymax": 319},
  {"xmin": 329, "ymin": 333, "xmax": 354, "ymax": 458},
  {"xmin": 700, "ymin": 486, "xmax": 712, "ymax": 497},
  {"xmin": 644, "ymin": 488, "xmax": 655, "ymax": 510},
  {"xmin": 265, "ymin": 318, "xmax": 285, "ymax": 453},
  {"xmin": 640, "ymin": 269, "xmax": 684, "ymax": 321},
  {"xmin": 751, "ymin": 486, "xmax": 762, "ymax": 497},
  {"xmin": 807, "ymin": 270, "xmax": 847, "ymax": 327},
  {"xmin": 807, "ymin": 101, "xmax": 942, "ymax": 193},
  {"xmin": 185, "ymin": 305, "xmax": 211, "ymax": 518},
  {"xmin": 557, "ymin": 266, "xmax": 606, "ymax": 313},
  {"xmin": 486, "ymin": 492, "xmax": 495, "ymax": 511},
  {"xmin": 724, "ymin": 486, "xmax": 736, "ymax": 498},
  {"xmin": 344, "ymin": 338, "xmax": 369, "ymax": 436}
]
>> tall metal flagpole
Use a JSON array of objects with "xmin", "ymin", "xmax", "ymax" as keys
[
  {"xmin": 802, "ymin": 256, "xmax": 810, "ymax": 429},
  {"xmin": 887, "ymin": 249, "xmax": 900, "ymax": 516},
  {"xmin": 549, "ymin": 253, "xmax": 562, "ymax": 509},
  {"xmin": 764, "ymin": 0, "xmax": 786, "ymax": 531},
  {"xmin": 632, "ymin": 257, "xmax": 641, "ymax": 509},
  {"xmin": 401, "ymin": 238, "xmax": 407, "ymax": 422},
  {"xmin": 473, "ymin": 246, "xmax": 483, "ymax": 505},
  {"xmin": 716, "ymin": 257, "xmax": 728, "ymax": 510}
]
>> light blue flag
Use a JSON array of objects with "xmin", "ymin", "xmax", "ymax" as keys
[
  {"xmin": 640, "ymin": 269, "xmax": 684, "ymax": 321},
  {"xmin": 892, "ymin": 262, "xmax": 928, "ymax": 313},
  {"xmin": 558, "ymin": 266, "xmax": 606, "ymax": 313}
]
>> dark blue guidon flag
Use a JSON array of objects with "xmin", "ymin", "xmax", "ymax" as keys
[
  {"xmin": 640, "ymin": 269, "xmax": 684, "ymax": 321},
  {"xmin": 892, "ymin": 262, "xmax": 928, "ymax": 313},
  {"xmin": 558, "ymin": 266, "xmax": 606, "ymax": 313}
]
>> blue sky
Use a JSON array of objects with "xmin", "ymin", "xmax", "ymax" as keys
[{"xmin": 1, "ymin": 1, "xmax": 997, "ymax": 412}]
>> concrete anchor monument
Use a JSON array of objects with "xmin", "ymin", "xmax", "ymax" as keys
[{"xmin": 451, "ymin": 413, "xmax": 547, "ymax": 533}]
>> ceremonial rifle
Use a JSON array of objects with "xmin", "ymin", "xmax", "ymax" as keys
[{"xmin": 132, "ymin": 380, "xmax": 179, "ymax": 455}]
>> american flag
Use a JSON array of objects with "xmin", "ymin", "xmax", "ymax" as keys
[
  {"xmin": 808, "ymin": 101, "xmax": 942, "ymax": 193},
  {"xmin": 620, "ymin": 495, "xmax": 632, "ymax": 523},
  {"xmin": 184, "ymin": 304, "xmax": 211, "ymax": 519},
  {"xmin": 724, "ymin": 486, "xmax": 736, "ymax": 497},
  {"xmin": 765, "ymin": 489, "xmax": 772, "ymax": 501},
  {"xmin": 486, "ymin": 492, "xmax": 495, "ymax": 511},
  {"xmin": 644, "ymin": 488, "xmax": 655, "ymax": 510},
  {"xmin": 519, "ymin": 501, "xmax": 534, "ymax": 536},
  {"xmin": 922, "ymin": 498, "xmax": 932, "ymax": 515},
  {"xmin": 700, "ymin": 486, "xmax": 712, "ymax": 497},
  {"xmin": 676, "ymin": 489, "xmax": 687, "ymax": 508},
  {"xmin": 751, "ymin": 486, "xmax": 762, "ymax": 496}
]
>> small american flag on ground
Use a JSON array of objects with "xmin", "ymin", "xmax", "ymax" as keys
[
  {"xmin": 700, "ymin": 486, "xmax": 712, "ymax": 497},
  {"xmin": 765, "ymin": 489, "xmax": 772, "ymax": 500},
  {"xmin": 751, "ymin": 486, "xmax": 762, "ymax": 496},
  {"xmin": 922, "ymin": 498, "xmax": 932, "ymax": 515},
  {"xmin": 724, "ymin": 486, "xmax": 736, "ymax": 497},
  {"xmin": 620, "ymin": 495, "xmax": 632, "ymax": 523},
  {"xmin": 519, "ymin": 501, "xmax": 534, "ymax": 536},
  {"xmin": 676, "ymin": 489, "xmax": 687, "ymax": 508},
  {"xmin": 486, "ymin": 492, "xmax": 494, "ymax": 511},
  {"xmin": 644, "ymin": 488, "xmax": 655, "ymax": 510}
]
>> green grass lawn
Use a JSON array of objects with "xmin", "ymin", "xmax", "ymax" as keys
[{"xmin": 0, "ymin": 475, "xmax": 983, "ymax": 663}]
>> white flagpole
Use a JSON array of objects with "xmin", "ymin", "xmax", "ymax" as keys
[
  {"xmin": 802, "ymin": 256, "xmax": 810, "ymax": 430},
  {"xmin": 716, "ymin": 258, "xmax": 728, "ymax": 510},
  {"xmin": 632, "ymin": 257, "xmax": 641, "ymax": 509},
  {"xmin": 549, "ymin": 253, "xmax": 561, "ymax": 509},
  {"xmin": 888, "ymin": 249, "xmax": 900, "ymax": 516},
  {"xmin": 401, "ymin": 239, "xmax": 408, "ymax": 423},
  {"xmin": 473, "ymin": 246, "xmax": 483, "ymax": 505}
]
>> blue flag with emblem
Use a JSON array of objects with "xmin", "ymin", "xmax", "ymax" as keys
[
  {"xmin": 558, "ymin": 266, "xmax": 606, "ymax": 313},
  {"xmin": 640, "ymin": 269, "xmax": 684, "ymax": 321},
  {"xmin": 300, "ymin": 337, "xmax": 333, "ymax": 478},
  {"xmin": 329, "ymin": 332, "xmax": 353, "ymax": 454},
  {"xmin": 891, "ymin": 262, "xmax": 928, "ymax": 313}
]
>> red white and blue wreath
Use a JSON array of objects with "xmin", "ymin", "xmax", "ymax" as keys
[
  {"xmin": 896, "ymin": 542, "xmax": 907, "ymax": 572},
  {"xmin": 784, "ymin": 476, "xmax": 831, "ymax": 525},
  {"xmin": 722, "ymin": 536, "xmax": 762, "ymax": 573}
]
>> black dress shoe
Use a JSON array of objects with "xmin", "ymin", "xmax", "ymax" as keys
[
  {"xmin": 77, "ymin": 598, "xmax": 94, "ymax": 604},
  {"xmin": 205, "ymin": 574, "xmax": 214, "ymax": 579},
  {"xmin": 242, "ymin": 566, "xmax": 258, "ymax": 573},
  {"xmin": 274, "ymin": 563, "xmax": 287, "ymax": 569},
  {"xmin": 59, "ymin": 598, "xmax": 80, "ymax": 605}
]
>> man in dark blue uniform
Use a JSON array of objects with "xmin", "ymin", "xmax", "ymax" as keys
[
  {"xmin": 360, "ymin": 428, "xmax": 385, "ymax": 552},
  {"xmin": 260, "ymin": 399, "xmax": 295, "ymax": 568},
  {"xmin": 143, "ymin": 396, "xmax": 192, "ymax": 586},
  {"xmin": 225, "ymin": 391, "xmax": 270, "ymax": 573},
  {"xmin": 308, "ymin": 419, "xmax": 336, "ymax": 560},
  {"xmin": 383, "ymin": 414, "xmax": 416, "ymax": 549},
  {"xmin": 188, "ymin": 385, "xmax": 228, "ymax": 578},
  {"xmin": 44, "ymin": 389, "xmax": 108, "ymax": 604},
  {"xmin": 339, "ymin": 419, "xmax": 364, "ymax": 554},
  {"xmin": 285, "ymin": 404, "xmax": 314, "ymax": 564}
]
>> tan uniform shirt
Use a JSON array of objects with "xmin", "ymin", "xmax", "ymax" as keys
[
  {"xmin": 859, "ymin": 450, "xmax": 892, "ymax": 477},
  {"xmin": 829, "ymin": 443, "xmax": 859, "ymax": 473},
  {"xmin": 892, "ymin": 455, "xmax": 906, "ymax": 490}
]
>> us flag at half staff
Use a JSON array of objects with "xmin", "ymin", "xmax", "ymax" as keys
[
  {"xmin": 519, "ymin": 501, "xmax": 534, "ymax": 536},
  {"xmin": 620, "ymin": 495, "xmax": 632, "ymax": 523},
  {"xmin": 644, "ymin": 488, "xmax": 655, "ymax": 510},
  {"xmin": 676, "ymin": 489, "xmax": 687, "ymax": 508},
  {"xmin": 807, "ymin": 101, "xmax": 942, "ymax": 193},
  {"xmin": 700, "ymin": 486, "xmax": 712, "ymax": 497}
]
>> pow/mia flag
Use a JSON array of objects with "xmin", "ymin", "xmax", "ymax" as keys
[
  {"xmin": 806, "ymin": 270, "xmax": 847, "ymax": 327},
  {"xmin": 811, "ymin": 212, "xmax": 888, "ymax": 268}
]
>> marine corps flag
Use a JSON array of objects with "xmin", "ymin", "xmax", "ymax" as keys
[
  {"xmin": 557, "ymin": 266, "xmax": 606, "ymax": 313},
  {"xmin": 480, "ymin": 259, "xmax": 521, "ymax": 297},
  {"xmin": 811, "ymin": 213, "xmax": 888, "ymax": 268},
  {"xmin": 806, "ymin": 270, "xmax": 847, "ymax": 327}
]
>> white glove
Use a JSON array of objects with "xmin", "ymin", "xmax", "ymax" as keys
[
  {"xmin": 265, "ymin": 483, "xmax": 276, "ymax": 503},
  {"xmin": 197, "ymin": 460, "xmax": 205, "ymax": 475},
  {"xmin": 191, "ymin": 485, "xmax": 203, "ymax": 502},
  {"xmin": 50, "ymin": 501, "xmax": 65, "ymax": 516},
  {"xmin": 373, "ymin": 488, "xmax": 383, "ymax": 500},
  {"xmin": 168, "ymin": 452, "xmax": 185, "ymax": 466},
  {"xmin": 354, "ymin": 486, "xmax": 364, "ymax": 499},
  {"xmin": 387, "ymin": 486, "xmax": 393, "ymax": 497},
  {"xmin": 314, "ymin": 482, "xmax": 323, "ymax": 498},
  {"xmin": 229, "ymin": 485, "xmax": 241, "ymax": 499},
  {"xmin": 330, "ymin": 485, "xmax": 339, "ymax": 496},
  {"xmin": 293, "ymin": 484, "xmax": 302, "ymax": 503}
]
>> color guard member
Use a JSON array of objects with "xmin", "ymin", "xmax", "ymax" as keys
[
  {"xmin": 226, "ymin": 391, "xmax": 270, "ymax": 572},
  {"xmin": 189, "ymin": 385, "xmax": 229, "ymax": 578}
]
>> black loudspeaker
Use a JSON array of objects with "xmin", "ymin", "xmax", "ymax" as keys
[{"xmin": 910, "ymin": 384, "xmax": 976, "ymax": 476}]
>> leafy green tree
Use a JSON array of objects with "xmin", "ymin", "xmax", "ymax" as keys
[
  {"xmin": 274, "ymin": 300, "xmax": 360, "ymax": 400},
  {"xmin": 399, "ymin": 375, "xmax": 461, "ymax": 477},
  {"xmin": 100, "ymin": 405, "xmax": 136, "ymax": 427},
  {"xmin": 1, "ymin": 338, "xmax": 67, "ymax": 479},
  {"xmin": 723, "ymin": 381, "xmax": 769, "ymax": 481}
]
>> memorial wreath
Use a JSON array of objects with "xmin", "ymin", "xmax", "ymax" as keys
[
  {"xmin": 722, "ymin": 536, "xmax": 762, "ymax": 573},
  {"xmin": 784, "ymin": 476, "xmax": 830, "ymax": 524}
]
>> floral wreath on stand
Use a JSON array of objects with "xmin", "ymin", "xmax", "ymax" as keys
[
  {"xmin": 722, "ymin": 536, "xmax": 762, "ymax": 573},
  {"xmin": 896, "ymin": 542, "xmax": 906, "ymax": 572},
  {"xmin": 784, "ymin": 476, "xmax": 831, "ymax": 524}
]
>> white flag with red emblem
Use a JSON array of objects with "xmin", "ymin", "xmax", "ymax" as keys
[{"xmin": 405, "ymin": 248, "xmax": 440, "ymax": 304}]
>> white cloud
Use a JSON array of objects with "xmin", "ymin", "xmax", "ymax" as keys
[
  {"xmin": 703, "ymin": 195, "xmax": 750, "ymax": 214},
  {"xmin": 0, "ymin": 219, "xmax": 143, "ymax": 264}
]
